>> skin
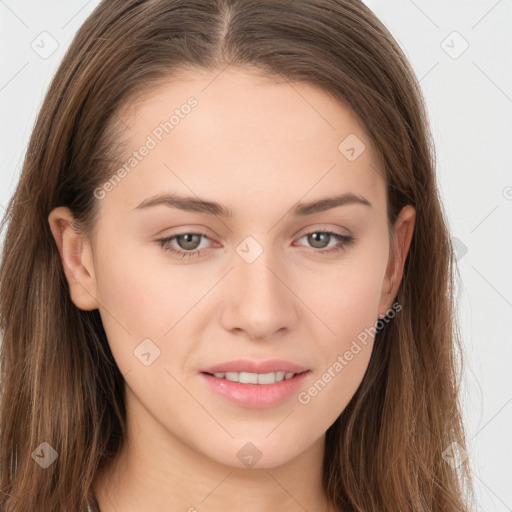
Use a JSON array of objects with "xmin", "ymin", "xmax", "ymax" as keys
[{"xmin": 49, "ymin": 67, "xmax": 415, "ymax": 512}]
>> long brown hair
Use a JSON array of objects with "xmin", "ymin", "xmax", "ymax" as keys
[{"xmin": 0, "ymin": 1, "xmax": 473, "ymax": 510}]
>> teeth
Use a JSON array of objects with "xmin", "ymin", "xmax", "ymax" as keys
[{"xmin": 212, "ymin": 371, "xmax": 297, "ymax": 384}]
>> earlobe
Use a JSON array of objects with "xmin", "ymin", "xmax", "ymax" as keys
[
  {"xmin": 48, "ymin": 207, "xmax": 99, "ymax": 311},
  {"xmin": 378, "ymin": 205, "xmax": 416, "ymax": 314}
]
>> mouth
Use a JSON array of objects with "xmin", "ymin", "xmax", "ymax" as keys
[
  {"xmin": 201, "ymin": 370, "xmax": 309, "ymax": 385},
  {"xmin": 201, "ymin": 370, "xmax": 309, "ymax": 386},
  {"xmin": 199, "ymin": 369, "xmax": 311, "ymax": 409}
]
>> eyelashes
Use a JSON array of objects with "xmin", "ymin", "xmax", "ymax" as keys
[{"xmin": 155, "ymin": 230, "xmax": 356, "ymax": 260}]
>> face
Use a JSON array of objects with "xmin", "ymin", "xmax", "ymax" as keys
[{"xmin": 50, "ymin": 67, "xmax": 415, "ymax": 470}]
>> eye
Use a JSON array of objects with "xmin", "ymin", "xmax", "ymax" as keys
[
  {"xmin": 155, "ymin": 229, "xmax": 356, "ymax": 260},
  {"xmin": 155, "ymin": 231, "xmax": 212, "ymax": 260},
  {"xmin": 295, "ymin": 231, "xmax": 355, "ymax": 255}
]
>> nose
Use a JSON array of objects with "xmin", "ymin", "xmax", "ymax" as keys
[{"xmin": 220, "ymin": 243, "xmax": 298, "ymax": 341}]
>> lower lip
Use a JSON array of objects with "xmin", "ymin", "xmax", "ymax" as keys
[{"xmin": 199, "ymin": 371, "xmax": 311, "ymax": 409}]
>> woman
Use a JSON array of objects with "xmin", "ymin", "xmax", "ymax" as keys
[{"xmin": 0, "ymin": 1, "xmax": 474, "ymax": 511}]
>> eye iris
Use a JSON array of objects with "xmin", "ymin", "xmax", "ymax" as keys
[
  {"xmin": 308, "ymin": 232, "xmax": 330, "ymax": 249},
  {"xmin": 177, "ymin": 233, "xmax": 202, "ymax": 250}
]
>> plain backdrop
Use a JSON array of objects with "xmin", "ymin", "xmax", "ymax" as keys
[{"xmin": 1, "ymin": 1, "xmax": 511, "ymax": 510}]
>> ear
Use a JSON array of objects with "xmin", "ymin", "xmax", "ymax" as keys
[
  {"xmin": 378, "ymin": 205, "xmax": 416, "ymax": 317},
  {"xmin": 48, "ymin": 207, "xmax": 99, "ymax": 311}
]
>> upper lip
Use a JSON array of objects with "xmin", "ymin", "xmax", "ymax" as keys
[{"xmin": 201, "ymin": 358, "xmax": 310, "ymax": 375}]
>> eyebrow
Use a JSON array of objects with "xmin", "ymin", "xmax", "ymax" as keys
[{"xmin": 132, "ymin": 192, "xmax": 373, "ymax": 217}]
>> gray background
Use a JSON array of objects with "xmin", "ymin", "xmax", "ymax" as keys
[{"xmin": 1, "ymin": 0, "xmax": 511, "ymax": 509}]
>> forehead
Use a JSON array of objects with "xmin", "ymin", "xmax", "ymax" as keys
[{"xmin": 102, "ymin": 67, "xmax": 386, "ymax": 219}]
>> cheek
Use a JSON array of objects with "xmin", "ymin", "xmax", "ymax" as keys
[
  {"xmin": 91, "ymin": 231, "xmax": 211, "ymax": 373},
  {"xmin": 298, "ymin": 341, "xmax": 373, "ymax": 431},
  {"xmin": 93, "ymin": 230, "xmax": 194, "ymax": 332},
  {"xmin": 297, "ymin": 271, "xmax": 381, "ymax": 420},
  {"xmin": 298, "ymin": 246, "xmax": 386, "ymax": 401},
  {"xmin": 319, "ymin": 276, "xmax": 378, "ymax": 390},
  {"xmin": 90, "ymin": 231, "xmax": 178, "ymax": 374},
  {"xmin": 303, "ymin": 253, "xmax": 387, "ymax": 342}
]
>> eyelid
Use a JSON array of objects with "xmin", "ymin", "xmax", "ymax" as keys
[
  {"xmin": 155, "ymin": 224, "xmax": 216, "ymax": 238},
  {"xmin": 157, "ymin": 224, "xmax": 351, "ymax": 245},
  {"xmin": 155, "ymin": 224, "xmax": 355, "ymax": 260},
  {"xmin": 295, "ymin": 223, "xmax": 352, "ymax": 238}
]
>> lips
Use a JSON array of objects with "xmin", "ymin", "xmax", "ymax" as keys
[
  {"xmin": 199, "ymin": 370, "xmax": 310, "ymax": 408},
  {"xmin": 201, "ymin": 358, "xmax": 309, "ymax": 375},
  {"xmin": 199, "ymin": 358, "xmax": 311, "ymax": 408}
]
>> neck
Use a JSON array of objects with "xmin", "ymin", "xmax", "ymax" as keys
[{"xmin": 92, "ymin": 388, "xmax": 335, "ymax": 512}]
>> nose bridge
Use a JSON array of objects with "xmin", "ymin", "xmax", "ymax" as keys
[
  {"xmin": 222, "ymin": 234, "xmax": 297, "ymax": 338},
  {"xmin": 236, "ymin": 234, "xmax": 286, "ymax": 303}
]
